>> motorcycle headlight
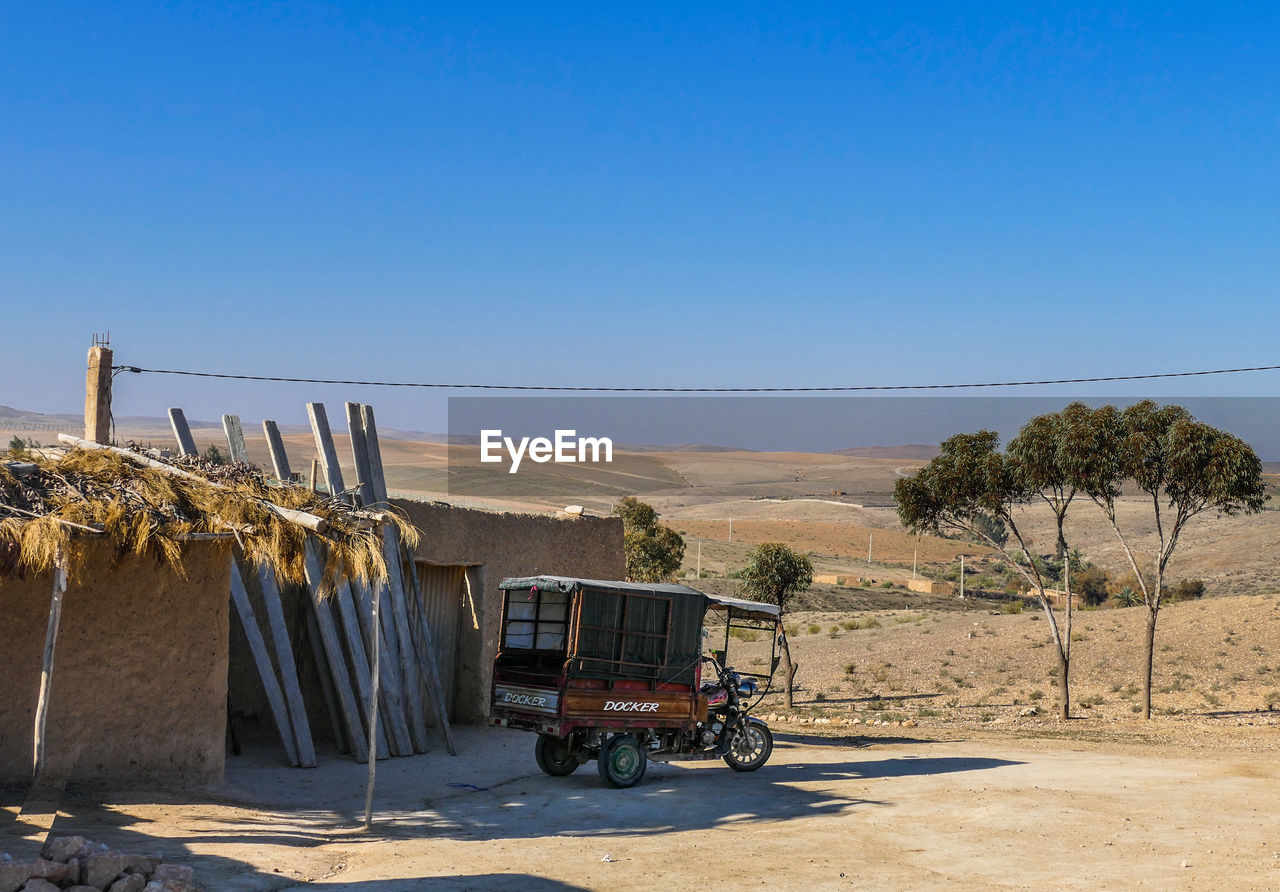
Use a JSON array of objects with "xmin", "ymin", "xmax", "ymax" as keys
[{"xmin": 736, "ymin": 679, "xmax": 758, "ymax": 698}]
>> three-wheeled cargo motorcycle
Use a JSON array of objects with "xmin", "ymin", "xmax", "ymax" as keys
[{"xmin": 488, "ymin": 575, "xmax": 783, "ymax": 787}]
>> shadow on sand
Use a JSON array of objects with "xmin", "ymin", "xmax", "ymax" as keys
[
  {"xmin": 0, "ymin": 730, "xmax": 1022, "ymax": 888},
  {"xmin": 278, "ymin": 875, "xmax": 591, "ymax": 891}
]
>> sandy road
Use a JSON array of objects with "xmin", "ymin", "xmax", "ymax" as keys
[
  {"xmin": 277, "ymin": 729, "xmax": 1278, "ymax": 891},
  {"xmin": 14, "ymin": 726, "xmax": 1279, "ymax": 891}
]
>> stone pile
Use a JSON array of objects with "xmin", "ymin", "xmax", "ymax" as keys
[{"xmin": 0, "ymin": 838, "xmax": 197, "ymax": 892}]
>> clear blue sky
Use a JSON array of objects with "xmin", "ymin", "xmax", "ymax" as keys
[{"xmin": 2, "ymin": 3, "xmax": 1279, "ymax": 431}]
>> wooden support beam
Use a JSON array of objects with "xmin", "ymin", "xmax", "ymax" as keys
[
  {"xmin": 262, "ymin": 420, "xmax": 292, "ymax": 481},
  {"xmin": 350, "ymin": 405, "xmax": 430, "ymax": 752},
  {"xmin": 382, "ymin": 531, "xmax": 430, "ymax": 752},
  {"xmin": 303, "ymin": 545, "xmax": 370, "ymax": 763},
  {"xmin": 359, "ymin": 405, "xmax": 445, "ymax": 753},
  {"xmin": 32, "ymin": 554, "xmax": 68, "ymax": 777},
  {"xmin": 254, "ymin": 563, "xmax": 316, "ymax": 767},
  {"xmin": 332, "ymin": 577, "xmax": 391, "ymax": 759},
  {"xmin": 304, "ymin": 606, "xmax": 348, "ymax": 755},
  {"xmin": 57, "ymin": 435, "xmax": 328, "ymax": 533},
  {"xmin": 359, "ymin": 404, "xmax": 390, "ymax": 504},
  {"xmin": 222, "ymin": 415, "xmax": 249, "ymax": 463},
  {"xmin": 350, "ymin": 578, "xmax": 413, "ymax": 757},
  {"xmin": 345, "ymin": 402, "xmax": 375, "ymax": 507},
  {"xmin": 168, "ymin": 408, "xmax": 198, "ymax": 457},
  {"xmin": 306, "ymin": 403, "xmax": 346, "ymax": 497},
  {"xmin": 84, "ymin": 345, "xmax": 112, "ymax": 445},
  {"xmin": 229, "ymin": 558, "xmax": 300, "ymax": 767}
]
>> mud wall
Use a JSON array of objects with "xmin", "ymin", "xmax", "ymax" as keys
[
  {"xmin": 0, "ymin": 539, "xmax": 231, "ymax": 784},
  {"xmin": 392, "ymin": 501, "xmax": 625, "ymax": 723}
]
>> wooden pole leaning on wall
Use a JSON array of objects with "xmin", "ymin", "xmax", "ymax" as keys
[
  {"xmin": 308, "ymin": 403, "xmax": 394, "ymax": 759},
  {"xmin": 262, "ymin": 419, "xmax": 367, "ymax": 763},
  {"xmin": 307, "ymin": 402, "xmax": 346, "ymax": 497},
  {"xmin": 168, "ymin": 408, "xmax": 199, "ymax": 457},
  {"xmin": 32, "ymin": 550, "xmax": 68, "ymax": 778},
  {"xmin": 262, "ymin": 420, "xmax": 293, "ymax": 481},
  {"xmin": 223, "ymin": 416, "xmax": 316, "ymax": 768},
  {"xmin": 229, "ymin": 559, "xmax": 300, "ymax": 767},
  {"xmin": 222, "ymin": 415, "xmax": 249, "ymax": 463},
  {"xmin": 358, "ymin": 403, "xmax": 450, "ymax": 753},
  {"xmin": 345, "ymin": 402, "xmax": 420, "ymax": 752},
  {"xmin": 302, "ymin": 545, "xmax": 371, "ymax": 764},
  {"xmin": 84, "ymin": 338, "xmax": 112, "ymax": 445}
]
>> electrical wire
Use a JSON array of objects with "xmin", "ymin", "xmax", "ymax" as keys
[{"xmin": 111, "ymin": 362, "xmax": 1280, "ymax": 392}]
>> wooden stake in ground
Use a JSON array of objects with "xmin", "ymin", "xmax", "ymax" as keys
[
  {"xmin": 364, "ymin": 581, "xmax": 382, "ymax": 828},
  {"xmin": 32, "ymin": 551, "xmax": 68, "ymax": 777}
]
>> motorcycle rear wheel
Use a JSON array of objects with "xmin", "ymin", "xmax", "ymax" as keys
[
  {"xmin": 724, "ymin": 719, "xmax": 773, "ymax": 772},
  {"xmin": 535, "ymin": 734, "xmax": 579, "ymax": 776},
  {"xmin": 597, "ymin": 733, "xmax": 648, "ymax": 788}
]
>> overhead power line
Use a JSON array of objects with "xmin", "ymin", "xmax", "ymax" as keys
[{"xmin": 112, "ymin": 362, "xmax": 1280, "ymax": 392}]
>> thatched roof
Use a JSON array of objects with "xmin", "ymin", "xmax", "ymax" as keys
[{"xmin": 0, "ymin": 443, "xmax": 418, "ymax": 589}]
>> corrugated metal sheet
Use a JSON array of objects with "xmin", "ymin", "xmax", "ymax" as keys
[{"xmin": 418, "ymin": 563, "xmax": 464, "ymax": 722}]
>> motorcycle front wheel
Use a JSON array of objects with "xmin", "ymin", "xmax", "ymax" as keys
[
  {"xmin": 535, "ymin": 734, "xmax": 579, "ymax": 776},
  {"xmin": 724, "ymin": 719, "xmax": 773, "ymax": 772}
]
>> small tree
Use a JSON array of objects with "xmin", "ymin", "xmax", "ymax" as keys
[
  {"xmin": 612, "ymin": 496, "xmax": 686, "ymax": 582},
  {"xmin": 738, "ymin": 542, "xmax": 812, "ymax": 709},
  {"xmin": 202, "ymin": 444, "xmax": 228, "ymax": 465},
  {"xmin": 1064, "ymin": 401, "xmax": 1266, "ymax": 718},
  {"xmin": 7, "ymin": 435, "xmax": 26, "ymax": 453}
]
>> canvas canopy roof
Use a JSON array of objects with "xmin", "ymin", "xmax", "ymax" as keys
[
  {"xmin": 499, "ymin": 576, "xmax": 781, "ymax": 622},
  {"xmin": 704, "ymin": 592, "xmax": 782, "ymax": 622}
]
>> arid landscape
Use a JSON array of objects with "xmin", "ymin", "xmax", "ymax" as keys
[{"xmin": 7, "ymin": 404, "xmax": 1280, "ymax": 889}]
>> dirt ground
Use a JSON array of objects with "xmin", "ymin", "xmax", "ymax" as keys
[
  {"xmin": 2, "ymin": 723, "xmax": 1278, "ymax": 891},
  {"xmin": 750, "ymin": 592, "xmax": 1280, "ymax": 727}
]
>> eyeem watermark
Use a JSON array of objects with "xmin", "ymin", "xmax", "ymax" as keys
[{"xmin": 480, "ymin": 429, "xmax": 613, "ymax": 474}]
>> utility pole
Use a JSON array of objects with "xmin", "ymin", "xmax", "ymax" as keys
[
  {"xmin": 913, "ymin": 548, "xmax": 918, "ymax": 579},
  {"xmin": 867, "ymin": 531, "xmax": 873, "ymax": 564},
  {"xmin": 695, "ymin": 539, "xmax": 702, "ymax": 579},
  {"xmin": 728, "ymin": 517, "xmax": 733, "ymax": 544},
  {"xmin": 959, "ymin": 554, "xmax": 965, "ymax": 599},
  {"xmin": 84, "ymin": 333, "xmax": 112, "ymax": 445}
]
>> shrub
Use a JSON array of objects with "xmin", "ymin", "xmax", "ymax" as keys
[
  {"xmin": 1028, "ymin": 690, "xmax": 1044, "ymax": 701},
  {"xmin": 1000, "ymin": 600, "xmax": 1024, "ymax": 615},
  {"xmin": 1113, "ymin": 586, "xmax": 1144, "ymax": 608},
  {"xmin": 807, "ymin": 624, "xmax": 821, "ymax": 635},
  {"xmin": 1166, "ymin": 578, "xmax": 1207, "ymax": 602}
]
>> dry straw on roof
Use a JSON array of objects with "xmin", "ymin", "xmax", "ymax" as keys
[{"xmin": 0, "ymin": 445, "xmax": 419, "ymax": 590}]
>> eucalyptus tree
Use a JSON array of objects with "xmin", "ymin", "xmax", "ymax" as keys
[
  {"xmin": 1064, "ymin": 401, "xmax": 1266, "ymax": 718},
  {"xmin": 895, "ymin": 429, "xmax": 1079, "ymax": 717}
]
